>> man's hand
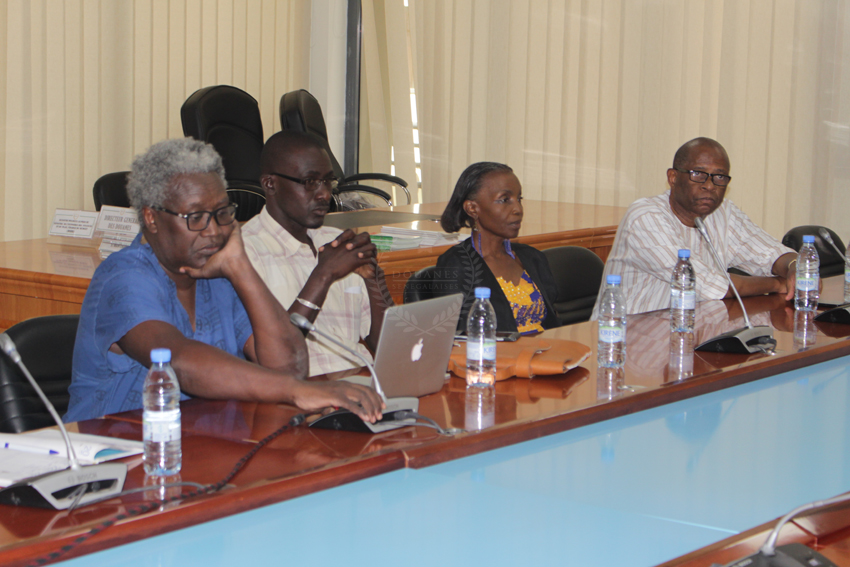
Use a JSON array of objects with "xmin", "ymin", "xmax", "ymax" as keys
[
  {"xmin": 783, "ymin": 273, "xmax": 795, "ymax": 301},
  {"xmin": 181, "ymin": 222, "xmax": 249, "ymax": 281},
  {"xmin": 354, "ymin": 258, "xmax": 381, "ymax": 281},
  {"xmin": 292, "ymin": 380, "xmax": 385, "ymax": 423},
  {"xmin": 782, "ymin": 271, "xmax": 823, "ymax": 302},
  {"xmin": 315, "ymin": 230, "xmax": 377, "ymax": 282}
]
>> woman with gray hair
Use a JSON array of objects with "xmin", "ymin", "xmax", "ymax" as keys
[
  {"xmin": 127, "ymin": 137, "xmax": 227, "ymax": 221},
  {"xmin": 65, "ymin": 137, "xmax": 384, "ymax": 423}
]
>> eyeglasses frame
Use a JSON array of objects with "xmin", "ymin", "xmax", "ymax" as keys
[
  {"xmin": 673, "ymin": 168, "xmax": 732, "ymax": 187},
  {"xmin": 269, "ymin": 172, "xmax": 340, "ymax": 191},
  {"xmin": 153, "ymin": 203, "xmax": 239, "ymax": 232}
]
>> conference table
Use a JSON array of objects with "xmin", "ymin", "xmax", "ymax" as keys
[
  {"xmin": 2, "ymin": 278, "xmax": 850, "ymax": 567},
  {"xmin": 0, "ymin": 200, "xmax": 626, "ymax": 327}
]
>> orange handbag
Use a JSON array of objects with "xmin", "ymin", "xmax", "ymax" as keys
[{"xmin": 449, "ymin": 336, "xmax": 591, "ymax": 381}]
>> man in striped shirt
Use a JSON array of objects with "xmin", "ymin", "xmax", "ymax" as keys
[
  {"xmin": 592, "ymin": 137, "xmax": 797, "ymax": 317},
  {"xmin": 242, "ymin": 131, "xmax": 391, "ymax": 376}
]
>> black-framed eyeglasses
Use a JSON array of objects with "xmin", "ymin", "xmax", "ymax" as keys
[
  {"xmin": 153, "ymin": 203, "xmax": 239, "ymax": 231},
  {"xmin": 674, "ymin": 168, "xmax": 732, "ymax": 187},
  {"xmin": 270, "ymin": 172, "xmax": 339, "ymax": 191}
]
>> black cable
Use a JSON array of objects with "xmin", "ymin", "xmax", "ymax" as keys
[{"xmin": 26, "ymin": 413, "xmax": 308, "ymax": 567}]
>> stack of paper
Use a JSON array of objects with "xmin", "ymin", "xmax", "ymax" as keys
[
  {"xmin": 371, "ymin": 233, "xmax": 422, "ymax": 251},
  {"xmin": 0, "ymin": 430, "xmax": 143, "ymax": 486},
  {"xmin": 380, "ymin": 226, "xmax": 467, "ymax": 248}
]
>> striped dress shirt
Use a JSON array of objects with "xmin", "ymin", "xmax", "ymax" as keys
[
  {"xmin": 242, "ymin": 208, "xmax": 373, "ymax": 376},
  {"xmin": 592, "ymin": 191, "xmax": 794, "ymax": 318}
]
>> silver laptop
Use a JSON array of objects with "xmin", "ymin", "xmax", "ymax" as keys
[{"xmin": 345, "ymin": 293, "xmax": 463, "ymax": 398}]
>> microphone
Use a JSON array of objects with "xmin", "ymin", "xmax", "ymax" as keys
[
  {"xmin": 817, "ymin": 228, "xmax": 850, "ymax": 267},
  {"xmin": 718, "ymin": 492, "xmax": 850, "ymax": 567},
  {"xmin": 0, "ymin": 333, "xmax": 126, "ymax": 510},
  {"xmin": 288, "ymin": 313, "xmax": 419, "ymax": 433},
  {"xmin": 810, "ymin": 229, "xmax": 850, "ymax": 324},
  {"xmin": 692, "ymin": 217, "xmax": 776, "ymax": 354}
]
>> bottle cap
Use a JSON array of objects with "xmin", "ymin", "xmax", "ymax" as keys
[
  {"xmin": 150, "ymin": 348, "xmax": 172, "ymax": 363},
  {"xmin": 607, "ymin": 275, "xmax": 621, "ymax": 285},
  {"xmin": 678, "ymin": 249, "xmax": 690, "ymax": 258},
  {"xmin": 474, "ymin": 287, "xmax": 491, "ymax": 299},
  {"xmin": 803, "ymin": 235, "xmax": 815, "ymax": 244}
]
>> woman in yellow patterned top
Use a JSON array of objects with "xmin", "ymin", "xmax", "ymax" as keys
[{"xmin": 435, "ymin": 162, "xmax": 561, "ymax": 334}]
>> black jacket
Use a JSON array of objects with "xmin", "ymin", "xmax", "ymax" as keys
[{"xmin": 433, "ymin": 238, "xmax": 561, "ymax": 333}]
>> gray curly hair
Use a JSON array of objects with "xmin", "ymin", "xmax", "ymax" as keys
[{"xmin": 127, "ymin": 138, "xmax": 227, "ymax": 221}]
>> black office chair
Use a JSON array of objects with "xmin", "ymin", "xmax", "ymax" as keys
[
  {"xmin": 403, "ymin": 266, "xmax": 440, "ymax": 304},
  {"xmin": 226, "ymin": 188, "xmax": 266, "ymax": 223},
  {"xmin": 93, "ymin": 171, "xmax": 131, "ymax": 211},
  {"xmin": 542, "ymin": 246, "xmax": 605, "ymax": 325},
  {"xmin": 782, "ymin": 225, "xmax": 846, "ymax": 278},
  {"xmin": 279, "ymin": 89, "xmax": 409, "ymax": 212},
  {"xmin": 0, "ymin": 315, "xmax": 79, "ymax": 433},
  {"xmin": 181, "ymin": 85, "xmax": 266, "ymax": 222}
]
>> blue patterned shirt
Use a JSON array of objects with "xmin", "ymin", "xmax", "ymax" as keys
[{"xmin": 64, "ymin": 235, "xmax": 253, "ymax": 422}]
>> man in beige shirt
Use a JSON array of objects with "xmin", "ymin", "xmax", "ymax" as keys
[
  {"xmin": 593, "ymin": 137, "xmax": 797, "ymax": 317},
  {"xmin": 242, "ymin": 131, "xmax": 392, "ymax": 376}
]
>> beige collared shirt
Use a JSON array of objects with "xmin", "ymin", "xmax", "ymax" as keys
[
  {"xmin": 592, "ymin": 191, "xmax": 794, "ymax": 318},
  {"xmin": 242, "ymin": 208, "xmax": 373, "ymax": 376}
]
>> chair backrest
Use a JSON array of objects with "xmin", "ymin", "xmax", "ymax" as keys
[
  {"xmin": 403, "ymin": 266, "xmax": 440, "ymax": 304},
  {"xmin": 334, "ymin": 188, "xmax": 392, "ymax": 211},
  {"xmin": 782, "ymin": 225, "xmax": 846, "ymax": 278},
  {"xmin": 227, "ymin": 187, "xmax": 267, "ymax": 223},
  {"xmin": 93, "ymin": 171, "xmax": 131, "ymax": 211},
  {"xmin": 279, "ymin": 89, "xmax": 346, "ymax": 179},
  {"xmin": 0, "ymin": 315, "xmax": 79, "ymax": 433},
  {"xmin": 181, "ymin": 85, "xmax": 264, "ymax": 191},
  {"xmin": 542, "ymin": 246, "xmax": 605, "ymax": 325}
]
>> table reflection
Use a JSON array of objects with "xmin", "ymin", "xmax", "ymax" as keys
[
  {"xmin": 668, "ymin": 331, "xmax": 695, "ymax": 382},
  {"xmin": 793, "ymin": 309, "xmax": 817, "ymax": 351}
]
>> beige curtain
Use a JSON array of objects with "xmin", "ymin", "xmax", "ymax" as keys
[
  {"xmin": 0, "ymin": 0, "xmax": 310, "ymax": 242},
  {"xmin": 360, "ymin": 0, "xmax": 417, "ymax": 203},
  {"xmin": 365, "ymin": 0, "xmax": 850, "ymax": 241}
]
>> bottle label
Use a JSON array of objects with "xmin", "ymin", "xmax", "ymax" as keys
[
  {"xmin": 845, "ymin": 265, "xmax": 849, "ymax": 283},
  {"xmin": 671, "ymin": 289, "xmax": 695, "ymax": 309},
  {"xmin": 599, "ymin": 324, "xmax": 625, "ymax": 344},
  {"xmin": 467, "ymin": 339, "xmax": 496, "ymax": 361},
  {"xmin": 143, "ymin": 409, "xmax": 181, "ymax": 443},
  {"xmin": 796, "ymin": 276, "xmax": 818, "ymax": 292}
]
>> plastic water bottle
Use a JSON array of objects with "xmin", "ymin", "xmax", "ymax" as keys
[
  {"xmin": 466, "ymin": 287, "xmax": 497, "ymax": 388},
  {"xmin": 143, "ymin": 348, "xmax": 182, "ymax": 476},
  {"xmin": 794, "ymin": 235, "xmax": 819, "ymax": 311},
  {"xmin": 597, "ymin": 275, "xmax": 627, "ymax": 368},
  {"xmin": 844, "ymin": 244, "xmax": 850, "ymax": 304},
  {"xmin": 670, "ymin": 249, "xmax": 696, "ymax": 332}
]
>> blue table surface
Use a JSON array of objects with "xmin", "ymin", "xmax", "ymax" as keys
[{"xmin": 58, "ymin": 356, "xmax": 850, "ymax": 567}]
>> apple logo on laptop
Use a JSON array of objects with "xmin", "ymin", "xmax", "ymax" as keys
[{"xmin": 410, "ymin": 338, "xmax": 424, "ymax": 362}]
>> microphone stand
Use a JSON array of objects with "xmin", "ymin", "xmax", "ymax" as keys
[
  {"xmin": 0, "ymin": 333, "xmax": 127, "ymax": 510},
  {"xmin": 693, "ymin": 217, "xmax": 776, "ymax": 354},
  {"xmin": 289, "ymin": 313, "xmax": 420, "ymax": 433},
  {"xmin": 813, "ymin": 228, "xmax": 850, "ymax": 325},
  {"xmin": 718, "ymin": 491, "xmax": 850, "ymax": 567}
]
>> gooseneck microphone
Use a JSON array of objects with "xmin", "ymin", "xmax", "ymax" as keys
[
  {"xmin": 813, "ymin": 229, "xmax": 850, "ymax": 325},
  {"xmin": 0, "ymin": 333, "xmax": 127, "ymax": 510},
  {"xmin": 289, "ymin": 312, "xmax": 386, "ymax": 402},
  {"xmin": 718, "ymin": 492, "xmax": 850, "ymax": 567},
  {"xmin": 693, "ymin": 217, "xmax": 776, "ymax": 354},
  {"xmin": 817, "ymin": 228, "xmax": 850, "ymax": 267},
  {"xmin": 289, "ymin": 313, "xmax": 420, "ymax": 433}
]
